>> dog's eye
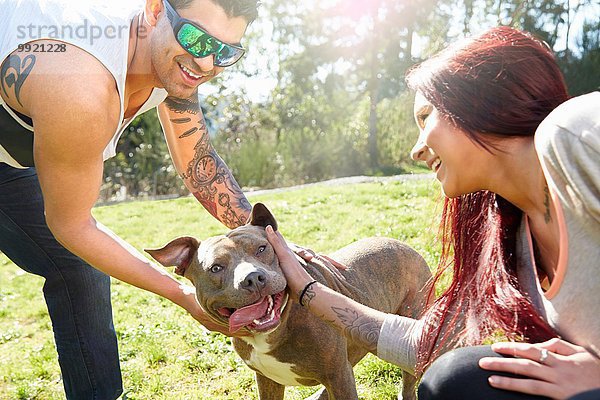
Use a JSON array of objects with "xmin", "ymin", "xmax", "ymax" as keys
[
  {"xmin": 256, "ymin": 245, "xmax": 266, "ymax": 255},
  {"xmin": 210, "ymin": 264, "xmax": 223, "ymax": 273}
]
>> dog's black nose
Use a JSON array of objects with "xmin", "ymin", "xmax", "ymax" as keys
[{"xmin": 242, "ymin": 271, "xmax": 267, "ymax": 290}]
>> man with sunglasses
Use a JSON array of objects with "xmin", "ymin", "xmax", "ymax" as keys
[{"xmin": 0, "ymin": 0, "xmax": 258, "ymax": 398}]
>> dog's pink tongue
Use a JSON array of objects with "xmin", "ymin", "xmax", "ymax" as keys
[{"xmin": 229, "ymin": 297, "xmax": 269, "ymax": 333}]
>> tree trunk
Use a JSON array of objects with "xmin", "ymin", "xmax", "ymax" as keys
[
  {"xmin": 368, "ymin": 92, "xmax": 378, "ymax": 170},
  {"xmin": 407, "ymin": 26, "xmax": 414, "ymax": 60},
  {"xmin": 464, "ymin": 0, "xmax": 473, "ymax": 34},
  {"xmin": 368, "ymin": 39, "xmax": 379, "ymax": 170},
  {"xmin": 564, "ymin": 0, "xmax": 571, "ymax": 58}
]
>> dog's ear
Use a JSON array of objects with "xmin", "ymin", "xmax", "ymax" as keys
[
  {"xmin": 145, "ymin": 236, "xmax": 199, "ymax": 276},
  {"xmin": 247, "ymin": 203, "xmax": 278, "ymax": 231}
]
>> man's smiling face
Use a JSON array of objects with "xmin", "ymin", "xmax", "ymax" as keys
[{"xmin": 149, "ymin": 0, "xmax": 248, "ymax": 99}]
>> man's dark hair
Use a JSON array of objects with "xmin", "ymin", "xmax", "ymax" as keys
[{"xmin": 170, "ymin": 0, "xmax": 259, "ymax": 24}]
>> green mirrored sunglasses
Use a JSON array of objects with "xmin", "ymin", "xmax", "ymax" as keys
[{"xmin": 163, "ymin": 0, "xmax": 246, "ymax": 67}]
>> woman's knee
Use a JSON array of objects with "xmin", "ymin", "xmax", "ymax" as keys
[
  {"xmin": 419, "ymin": 346, "xmax": 502, "ymax": 400},
  {"xmin": 419, "ymin": 346, "xmax": 484, "ymax": 399},
  {"xmin": 418, "ymin": 345, "xmax": 550, "ymax": 400}
]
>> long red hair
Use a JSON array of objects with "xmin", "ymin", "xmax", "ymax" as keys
[{"xmin": 405, "ymin": 26, "xmax": 570, "ymax": 373}]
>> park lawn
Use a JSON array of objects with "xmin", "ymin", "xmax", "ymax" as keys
[{"xmin": 0, "ymin": 177, "xmax": 443, "ymax": 400}]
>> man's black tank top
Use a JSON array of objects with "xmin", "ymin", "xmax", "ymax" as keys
[{"xmin": 0, "ymin": 105, "xmax": 34, "ymax": 167}]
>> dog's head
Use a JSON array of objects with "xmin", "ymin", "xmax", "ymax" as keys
[{"xmin": 147, "ymin": 203, "xmax": 289, "ymax": 335}]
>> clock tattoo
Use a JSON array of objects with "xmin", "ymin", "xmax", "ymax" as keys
[
  {"xmin": 193, "ymin": 154, "xmax": 218, "ymax": 185},
  {"xmin": 180, "ymin": 132, "xmax": 250, "ymax": 228}
]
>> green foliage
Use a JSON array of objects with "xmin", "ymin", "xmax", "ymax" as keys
[
  {"xmin": 0, "ymin": 178, "xmax": 442, "ymax": 399},
  {"xmin": 206, "ymin": 84, "xmax": 423, "ymax": 189},
  {"xmin": 562, "ymin": 20, "xmax": 600, "ymax": 95},
  {"xmin": 101, "ymin": 109, "xmax": 187, "ymax": 203},
  {"xmin": 377, "ymin": 92, "xmax": 421, "ymax": 168}
]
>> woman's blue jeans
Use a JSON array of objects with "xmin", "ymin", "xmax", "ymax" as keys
[{"xmin": 0, "ymin": 164, "xmax": 123, "ymax": 399}]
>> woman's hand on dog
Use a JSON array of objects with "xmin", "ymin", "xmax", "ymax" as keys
[
  {"xmin": 288, "ymin": 243, "xmax": 347, "ymax": 271},
  {"xmin": 266, "ymin": 225, "xmax": 315, "ymax": 300},
  {"xmin": 479, "ymin": 338, "xmax": 600, "ymax": 399}
]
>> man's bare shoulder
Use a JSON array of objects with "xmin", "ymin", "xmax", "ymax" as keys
[{"xmin": 1, "ymin": 39, "xmax": 120, "ymax": 123}]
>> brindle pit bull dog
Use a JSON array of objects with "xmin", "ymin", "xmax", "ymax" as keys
[{"xmin": 147, "ymin": 203, "xmax": 432, "ymax": 400}]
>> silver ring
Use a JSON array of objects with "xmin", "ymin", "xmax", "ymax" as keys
[{"xmin": 539, "ymin": 348, "xmax": 549, "ymax": 364}]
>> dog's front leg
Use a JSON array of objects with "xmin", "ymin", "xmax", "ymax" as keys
[
  {"xmin": 256, "ymin": 372, "xmax": 285, "ymax": 400},
  {"xmin": 399, "ymin": 371, "xmax": 418, "ymax": 400},
  {"xmin": 320, "ymin": 362, "xmax": 359, "ymax": 400}
]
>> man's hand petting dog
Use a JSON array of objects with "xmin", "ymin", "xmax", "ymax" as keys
[{"xmin": 179, "ymin": 284, "xmax": 246, "ymax": 336}]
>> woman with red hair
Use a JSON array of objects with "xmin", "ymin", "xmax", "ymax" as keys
[{"xmin": 266, "ymin": 26, "xmax": 600, "ymax": 399}]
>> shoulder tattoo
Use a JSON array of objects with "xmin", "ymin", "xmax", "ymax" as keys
[{"xmin": 1, "ymin": 54, "xmax": 36, "ymax": 106}]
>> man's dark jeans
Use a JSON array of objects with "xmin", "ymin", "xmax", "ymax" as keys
[{"xmin": 0, "ymin": 164, "xmax": 123, "ymax": 399}]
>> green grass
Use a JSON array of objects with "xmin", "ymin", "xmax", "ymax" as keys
[{"xmin": 0, "ymin": 178, "xmax": 443, "ymax": 399}]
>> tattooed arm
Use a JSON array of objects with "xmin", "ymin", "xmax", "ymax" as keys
[
  {"xmin": 308, "ymin": 286, "xmax": 385, "ymax": 352},
  {"xmin": 157, "ymin": 94, "xmax": 251, "ymax": 229},
  {"xmin": 265, "ymin": 226, "xmax": 425, "ymax": 371},
  {"xmin": 265, "ymin": 226, "xmax": 421, "ymax": 354}
]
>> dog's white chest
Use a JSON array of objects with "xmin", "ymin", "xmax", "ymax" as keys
[{"xmin": 241, "ymin": 335, "xmax": 303, "ymax": 386}]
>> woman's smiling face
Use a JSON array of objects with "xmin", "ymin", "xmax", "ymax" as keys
[{"xmin": 410, "ymin": 92, "xmax": 491, "ymax": 198}]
